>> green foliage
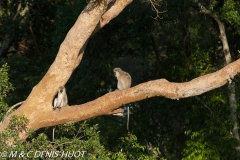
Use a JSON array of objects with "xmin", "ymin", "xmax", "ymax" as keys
[
  {"xmin": 2, "ymin": 54, "xmax": 44, "ymax": 105},
  {"xmin": 0, "ymin": 120, "xmax": 112, "ymax": 159},
  {"xmin": 0, "ymin": 63, "xmax": 14, "ymax": 119},
  {"xmin": 183, "ymin": 129, "xmax": 239, "ymax": 159},
  {"xmin": 221, "ymin": 0, "xmax": 240, "ymax": 32},
  {"xmin": 184, "ymin": 128, "xmax": 238, "ymax": 159},
  {"xmin": 110, "ymin": 133, "xmax": 159, "ymax": 159},
  {"xmin": 47, "ymin": 122, "xmax": 112, "ymax": 159},
  {"xmin": 8, "ymin": 115, "xmax": 29, "ymax": 132},
  {"xmin": 0, "ymin": 63, "xmax": 14, "ymax": 98},
  {"xmin": 1, "ymin": 0, "xmax": 240, "ymax": 159},
  {"xmin": 0, "ymin": 115, "xmax": 29, "ymax": 150},
  {"xmin": 183, "ymin": 91, "xmax": 240, "ymax": 159}
]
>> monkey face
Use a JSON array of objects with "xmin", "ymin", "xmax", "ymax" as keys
[
  {"xmin": 114, "ymin": 71, "xmax": 120, "ymax": 77},
  {"xmin": 58, "ymin": 86, "xmax": 65, "ymax": 93},
  {"xmin": 113, "ymin": 68, "xmax": 121, "ymax": 78}
]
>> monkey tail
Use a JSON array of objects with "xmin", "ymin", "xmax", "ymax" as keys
[{"xmin": 127, "ymin": 106, "xmax": 129, "ymax": 131}]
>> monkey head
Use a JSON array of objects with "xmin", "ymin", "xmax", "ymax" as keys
[
  {"xmin": 113, "ymin": 68, "xmax": 122, "ymax": 78},
  {"xmin": 59, "ymin": 87, "xmax": 64, "ymax": 93}
]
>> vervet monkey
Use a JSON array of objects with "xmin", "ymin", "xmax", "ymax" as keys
[
  {"xmin": 113, "ymin": 67, "xmax": 131, "ymax": 130},
  {"xmin": 53, "ymin": 86, "xmax": 68, "ymax": 110},
  {"xmin": 113, "ymin": 68, "xmax": 131, "ymax": 90}
]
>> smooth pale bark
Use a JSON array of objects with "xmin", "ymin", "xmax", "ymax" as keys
[
  {"xmin": 0, "ymin": 0, "xmax": 133, "ymax": 140},
  {"xmin": 2, "ymin": 57, "xmax": 240, "ymax": 140},
  {"xmin": 1, "ymin": 0, "xmax": 240, "ymax": 142}
]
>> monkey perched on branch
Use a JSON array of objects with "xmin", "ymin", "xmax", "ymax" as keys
[
  {"xmin": 53, "ymin": 86, "xmax": 68, "ymax": 110},
  {"xmin": 113, "ymin": 67, "xmax": 131, "ymax": 130},
  {"xmin": 113, "ymin": 67, "xmax": 131, "ymax": 90}
]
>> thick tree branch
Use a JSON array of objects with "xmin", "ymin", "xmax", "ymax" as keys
[
  {"xmin": 2, "ymin": 58, "xmax": 240, "ymax": 140},
  {"xmin": 0, "ymin": 0, "xmax": 134, "ymax": 140}
]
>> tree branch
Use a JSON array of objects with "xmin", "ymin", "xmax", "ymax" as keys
[
  {"xmin": 0, "ymin": 0, "xmax": 134, "ymax": 140},
  {"xmin": 94, "ymin": 0, "xmax": 133, "ymax": 33},
  {"xmin": 194, "ymin": 0, "xmax": 231, "ymax": 64},
  {"xmin": 194, "ymin": 0, "xmax": 240, "ymax": 141},
  {"xmin": 1, "ymin": 58, "xmax": 240, "ymax": 140}
]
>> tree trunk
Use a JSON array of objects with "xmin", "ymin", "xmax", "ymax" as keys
[
  {"xmin": 0, "ymin": 0, "xmax": 133, "ymax": 140},
  {"xmin": 195, "ymin": 0, "xmax": 239, "ymax": 140},
  {"xmin": 228, "ymin": 82, "xmax": 239, "ymax": 140}
]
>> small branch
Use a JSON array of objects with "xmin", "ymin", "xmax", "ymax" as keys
[
  {"xmin": 0, "ymin": 101, "xmax": 25, "ymax": 126},
  {"xmin": 194, "ymin": 0, "xmax": 231, "ymax": 64},
  {"xmin": 94, "ymin": 0, "xmax": 133, "ymax": 33},
  {"xmin": 149, "ymin": 0, "xmax": 167, "ymax": 20},
  {"xmin": 7, "ymin": 101, "xmax": 25, "ymax": 115},
  {"xmin": 195, "ymin": 97, "xmax": 213, "ymax": 114}
]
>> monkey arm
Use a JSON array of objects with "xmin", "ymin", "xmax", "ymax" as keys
[{"xmin": 53, "ymin": 98, "xmax": 58, "ymax": 109}]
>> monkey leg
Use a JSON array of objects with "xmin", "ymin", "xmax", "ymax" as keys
[{"xmin": 109, "ymin": 108, "xmax": 124, "ymax": 116}]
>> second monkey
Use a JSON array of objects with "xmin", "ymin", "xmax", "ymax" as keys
[{"xmin": 113, "ymin": 67, "xmax": 131, "ymax": 130}]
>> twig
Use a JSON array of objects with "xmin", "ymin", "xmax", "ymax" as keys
[
  {"xmin": 0, "ymin": 101, "xmax": 25, "ymax": 126},
  {"xmin": 195, "ymin": 97, "xmax": 213, "ymax": 114},
  {"xmin": 149, "ymin": 0, "xmax": 167, "ymax": 20}
]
